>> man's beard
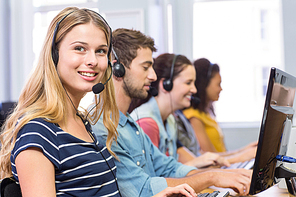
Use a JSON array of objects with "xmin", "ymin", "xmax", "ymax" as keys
[{"xmin": 123, "ymin": 77, "xmax": 148, "ymax": 100}]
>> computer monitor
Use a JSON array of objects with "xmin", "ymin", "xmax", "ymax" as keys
[{"xmin": 249, "ymin": 67, "xmax": 296, "ymax": 195}]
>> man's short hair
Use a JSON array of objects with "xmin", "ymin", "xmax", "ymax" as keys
[{"xmin": 112, "ymin": 28, "xmax": 157, "ymax": 68}]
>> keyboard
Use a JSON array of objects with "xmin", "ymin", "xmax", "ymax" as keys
[
  {"xmin": 197, "ymin": 190, "xmax": 230, "ymax": 197},
  {"xmin": 221, "ymin": 158, "xmax": 255, "ymax": 170}
]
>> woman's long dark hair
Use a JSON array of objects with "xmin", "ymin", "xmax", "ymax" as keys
[
  {"xmin": 128, "ymin": 53, "xmax": 192, "ymax": 113},
  {"xmin": 191, "ymin": 58, "xmax": 220, "ymax": 116}
]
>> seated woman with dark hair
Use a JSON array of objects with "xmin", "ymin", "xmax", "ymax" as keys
[{"xmin": 182, "ymin": 58, "xmax": 257, "ymax": 163}]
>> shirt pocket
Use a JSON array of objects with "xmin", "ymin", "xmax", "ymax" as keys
[{"xmin": 132, "ymin": 153, "xmax": 147, "ymax": 168}]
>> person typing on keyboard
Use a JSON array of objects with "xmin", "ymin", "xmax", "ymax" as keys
[
  {"xmin": 93, "ymin": 29, "xmax": 251, "ymax": 197},
  {"xmin": 181, "ymin": 58, "xmax": 257, "ymax": 162}
]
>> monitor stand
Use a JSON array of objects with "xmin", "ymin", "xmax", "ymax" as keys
[
  {"xmin": 275, "ymin": 164, "xmax": 296, "ymax": 196},
  {"xmin": 278, "ymin": 127, "xmax": 296, "ymax": 190}
]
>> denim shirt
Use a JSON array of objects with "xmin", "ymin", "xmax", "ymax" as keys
[
  {"xmin": 93, "ymin": 111, "xmax": 196, "ymax": 197},
  {"xmin": 130, "ymin": 97, "xmax": 179, "ymax": 159}
]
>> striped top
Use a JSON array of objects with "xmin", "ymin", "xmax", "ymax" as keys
[{"xmin": 11, "ymin": 118, "xmax": 120, "ymax": 196}]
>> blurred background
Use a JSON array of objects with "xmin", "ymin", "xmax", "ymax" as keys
[{"xmin": 1, "ymin": 0, "xmax": 296, "ymax": 150}]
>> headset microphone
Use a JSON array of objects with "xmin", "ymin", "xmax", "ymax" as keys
[
  {"xmin": 191, "ymin": 96, "xmax": 201, "ymax": 106},
  {"xmin": 148, "ymin": 86, "xmax": 158, "ymax": 97},
  {"xmin": 85, "ymin": 68, "xmax": 113, "ymax": 125},
  {"xmin": 92, "ymin": 68, "xmax": 112, "ymax": 94},
  {"xmin": 92, "ymin": 83, "xmax": 105, "ymax": 94}
]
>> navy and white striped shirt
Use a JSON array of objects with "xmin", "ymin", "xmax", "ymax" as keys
[{"xmin": 11, "ymin": 118, "xmax": 120, "ymax": 196}]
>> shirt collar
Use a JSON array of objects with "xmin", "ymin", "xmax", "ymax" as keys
[
  {"xmin": 118, "ymin": 110, "xmax": 128, "ymax": 127},
  {"xmin": 118, "ymin": 110, "xmax": 140, "ymax": 130}
]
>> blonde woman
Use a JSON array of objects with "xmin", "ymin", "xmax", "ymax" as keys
[{"xmin": 0, "ymin": 7, "xmax": 120, "ymax": 196}]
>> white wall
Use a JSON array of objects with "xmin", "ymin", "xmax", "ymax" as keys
[{"xmin": 221, "ymin": 123, "xmax": 260, "ymax": 151}]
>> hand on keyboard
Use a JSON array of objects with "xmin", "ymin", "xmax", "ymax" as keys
[
  {"xmin": 153, "ymin": 183, "xmax": 197, "ymax": 197},
  {"xmin": 221, "ymin": 158, "xmax": 255, "ymax": 170},
  {"xmin": 185, "ymin": 152, "xmax": 231, "ymax": 168}
]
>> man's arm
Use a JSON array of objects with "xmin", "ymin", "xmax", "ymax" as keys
[
  {"xmin": 177, "ymin": 147, "xmax": 230, "ymax": 168},
  {"xmin": 111, "ymin": 142, "xmax": 168, "ymax": 197},
  {"xmin": 165, "ymin": 168, "xmax": 251, "ymax": 196}
]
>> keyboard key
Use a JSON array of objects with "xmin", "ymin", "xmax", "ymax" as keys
[
  {"xmin": 198, "ymin": 191, "xmax": 230, "ymax": 197},
  {"xmin": 197, "ymin": 193, "xmax": 209, "ymax": 197}
]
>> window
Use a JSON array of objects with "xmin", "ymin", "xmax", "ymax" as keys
[
  {"xmin": 33, "ymin": 0, "xmax": 97, "ymax": 7},
  {"xmin": 33, "ymin": 0, "xmax": 98, "ymax": 66},
  {"xmin": 32, "ymin": 1, "xmax": 99, "ymax": 109},
  {"xmin": 193, "ymin": 0, "xmax": 282, "ymax": 123},
  {"xmin": 167, "ymin": 3, "xmax": 173, "ymax": 53}
]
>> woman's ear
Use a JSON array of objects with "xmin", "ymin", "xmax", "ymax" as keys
[{"xmin": 112, "ymin": 59, "xmax": 117, "ymax": 65}]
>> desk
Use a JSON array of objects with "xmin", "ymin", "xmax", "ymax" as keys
[
  {"xmin": 251, "ymin": 184, "xmax": 289, "ymax": 197},
  {"xmin": 202, "ymin": 184, "xmax": 290, "ymax": 196}
]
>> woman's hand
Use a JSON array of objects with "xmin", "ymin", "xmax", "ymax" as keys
[
  {"xmin": 232, "ymin": 141, "xmax": 257, "ymax": 163},
  {"xmin": 186, "ymin": 152, "xmax": 230, "ymax": 168},
  {"xmin": 240, "ymin": 141, "xmax": 258, "ymax": 152}
]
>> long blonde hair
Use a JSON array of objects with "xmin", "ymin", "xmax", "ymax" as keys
[{"xmin": 0, "ymin": 7, "xmax": 119, "ymax": 179}]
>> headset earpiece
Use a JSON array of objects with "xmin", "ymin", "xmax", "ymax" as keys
[
  {"xmin": 112, "ymin": 48, "xmax": 125, "ymax": 77},
  {"xmin": 163, "ymin": 54, "xmax": 179, "ymax": 92},
  {"xmin": 51, "ymin": 11, "xmax": 74, "ymax": 67},
  {"xmin": 52, "ymin": 48, "xmax": 59, "ymax": 66},
  {"xmin": 163, "ymin": 79, "xmax": 173, "ymax": 91},
  {"xmin": 113, "ymin": 62, "xmax": 125, "ymax": 77}
]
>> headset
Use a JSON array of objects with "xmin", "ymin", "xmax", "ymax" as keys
[
  {"xmin": 112, "ymin": 48, "xmax": 125, "ymax": 77},
  {"xmin": 51, "ymin": 11, "xmax": 73, "ymax": 67},
  {"xmin": 163, "ymin": 54, "xmax": 179, "ymax": 91},
  {"xmin": 207, "ymin": 62, "xmax": 214, "ymax": 83},
  {"xmin": 51, "ymin": 9, "xmax": 113, "ymax": 90}
]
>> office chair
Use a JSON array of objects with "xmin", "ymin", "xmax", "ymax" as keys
[
  {"xmin": 0, "ymin": 177, "xmax": 22, "ymax": 197},
  {"xmin": 0, "ymin": 101, "xmax": 16, "ymax": 128}
]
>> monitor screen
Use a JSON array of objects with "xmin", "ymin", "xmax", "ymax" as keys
[{"xmin": 249, "ymin": 67, "xmax": 296, "ymax": 195}]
